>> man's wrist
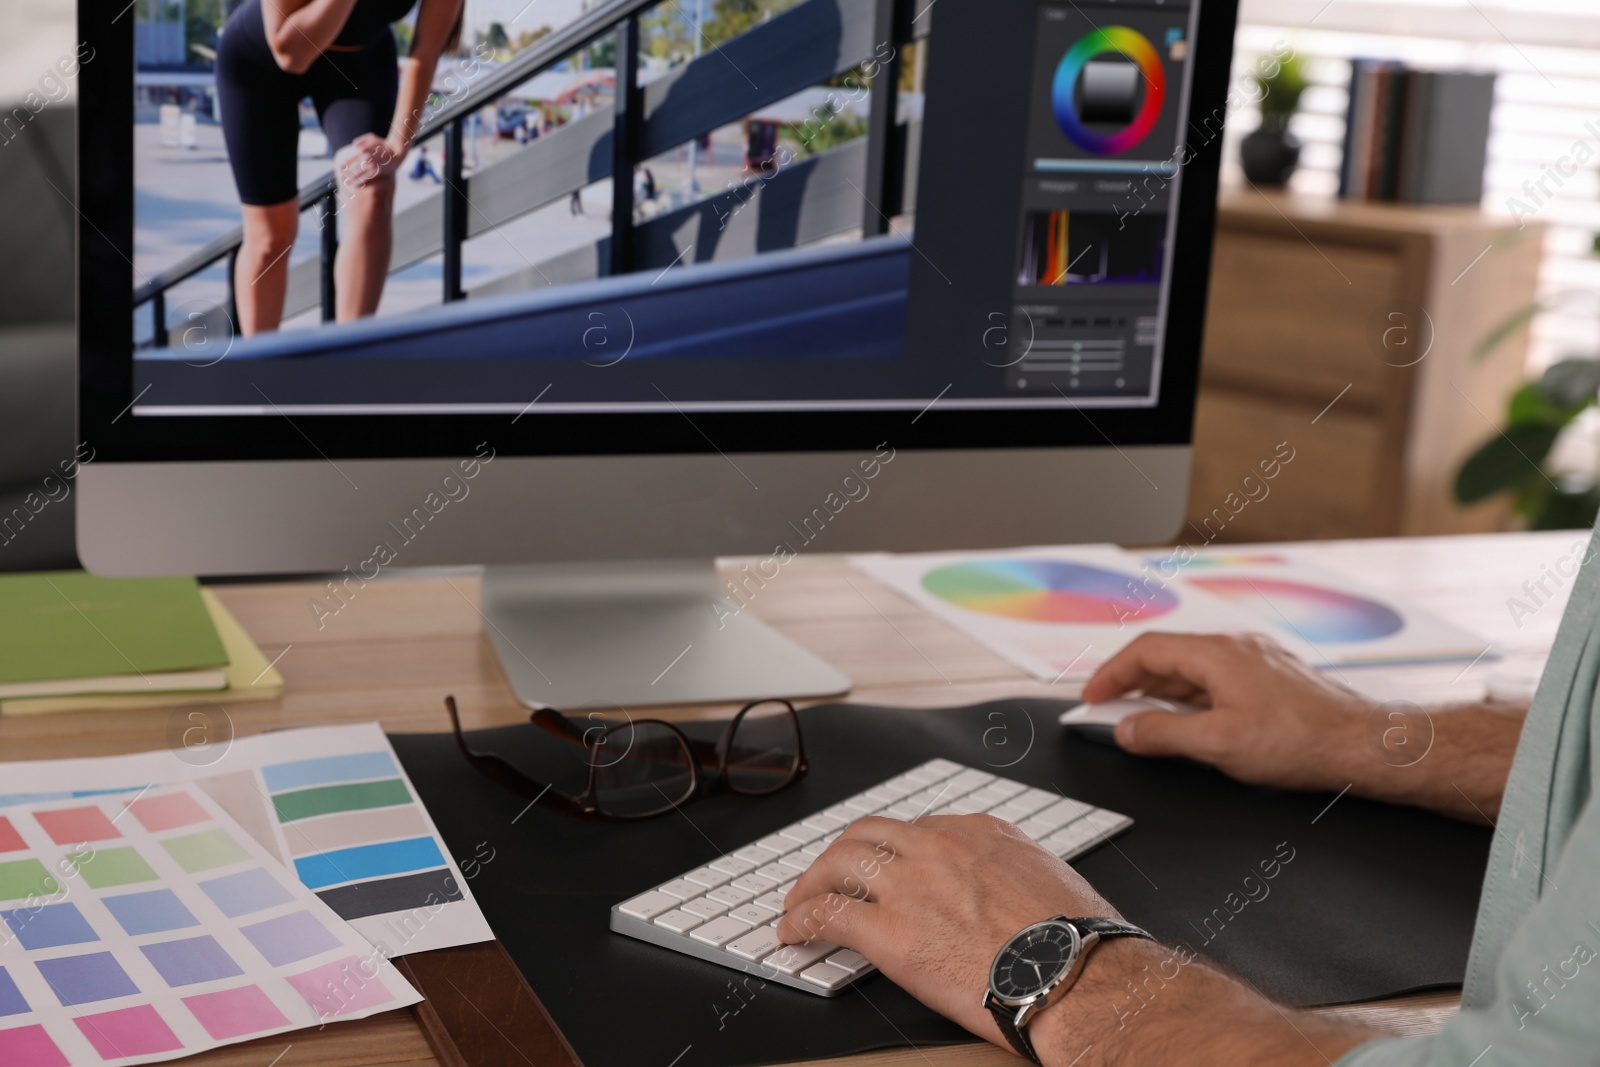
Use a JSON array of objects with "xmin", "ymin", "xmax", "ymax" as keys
[{"xmin": 1025, "ymin": 936, "xmax": 1171, "ymax": 1066}]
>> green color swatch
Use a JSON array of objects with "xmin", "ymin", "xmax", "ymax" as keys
[
  {"xmin": 0, "ymin": 858, "xmax": 60, "ymax": 901},
  {"xmin": 271, "ymin": 779, "xmax": 412, "ymax": 823},
  {"xmin": 69, "ymin": 845, "xmax": 159, "ymax": 889},
  {"xmin": 161, "ymin": 829, "xmax": 250, "ymax": 874},
  {"xmin": 0, "ymin": 571, "xmax": 228, "ymax": 685}
]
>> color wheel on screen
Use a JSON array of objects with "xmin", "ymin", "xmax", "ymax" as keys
[
  {"xmin": 921, "ymin": 560, "xmax": 1176, "ymax": 624},
  {"xmin": 1187, "ymin": 577, "xmax": 1404, "ymax": 644},
  {"xmin": 1052, "ymin": 26, "xmax": 1166, "ymax": 155}
]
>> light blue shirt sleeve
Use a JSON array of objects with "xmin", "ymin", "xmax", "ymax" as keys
[{"xmin": 1338, "ymin": 527, "xmax": 1600, "ymax": 1067}]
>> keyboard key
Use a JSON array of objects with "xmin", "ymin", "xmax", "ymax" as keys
[
  {"xmin": 755, "ymin": 863, "xmax": 792, "ymax": 883},
  {"xmin": 758, "ymin": 834, "xmax": 795, "ymax": 854},
  {"xmin": 925, "ymin": 759, "xmax": 962, "ymax": 778},
  {"xmin": 778, "ymin": 880, "xmax": 797, "ymax": 894},
  {"xmin": 988, "ymin": 778, "xmax": 1028, "ymax": 798},
  {"xmin": 842, "ymin": 795, "xmax": 881, "ymax": 814},
  {"xmin": 707, "ymin": 884, "xmax": 754, "ymax": 908},
  {"xmin": 778, "ymin": 822, "xmax": 827, "ymax": 845},
  {"xmin": 883, "ymin": 801, "xmax": 924, "ymax": 821},
  {"xmin": 727, "ymin": 926, "xmax": 783, "ymax": 962},
  {"xmin": 778, "ymin": 851, "xmax": 813, "ymax": 873},
  {"xmin": 800, "ymin": 961, "xmax": 855, "ymax": 991},
  {"xmin": 1013, "ymin": 789, "xmax": 1059, "ymax": 815},
  {"xmin": 754, "ymin": 891, "xmax": 788, "ymax": 913},
  {"xmin": 802, "ymin": 813, "xmax": 849, "ymax": 833},
  {"xmin": 943, "ymin": 797, "xmax": 990, "ymax": 817},
  {"xmin": 949, "ymin": 769, "xmax": 995, "ymax": 792},
  {"xmin": 987, "ymin": 801, "xmax": 1033, "ymax": 824},
  {"xmin": 710, "ymin": 855, "xmax": 756, "ymax": 877},
  {"xmin": 827, "ymin": 949, "xmax": 873, "ymax": 975},
  {"xmin": 1034, "ymin": 799, "xmax": 1092, "ymax": 831},
  {"xmin": 684, "ymin": 866, "xmax": 731, "ymax": 889},
  {"xmin": 619, "ymin": 891, "xmax": 679, "ymax": 921},
  {"xmin": 735, "ymin": 844, "xmax": 784, "ymax": 865},
  {"xmin": 691, "ymin": 916, "xmax": 751, "ymax": 947},
  {"xmin": 902, "ymin": 765, "xmax": 945, "ymax": 785},
  {"xmin": 731, "ymin": 873, "xmax": 779, "ymax": 895},
  {"xmin": 800, "ymin": 839, "xmax": 830, "ymax": 857},
  {"xmin": 658, "ymin": 879, "xmax": 701, "ymax": 900},
  {"xmin": 654, "ymin": 909, "xmax": 703, "ymax": 934},
  {"xmin": 823, "ymin": 803, "xmax": 861, "ymax": 822},
  {"xmin": 963, "ymin": 785, "xmax": 1010, "ymax": 808},
  {"xmin": 728, "ymin": 904, "xmax": 772, "ymax": 926},
  {"xmin": 681, "ymin": 896, "xmax": 730, "ymax": 921},
  {"xmin": 766, "ymin": 940, "xmax": 837, "ymax": 975}
]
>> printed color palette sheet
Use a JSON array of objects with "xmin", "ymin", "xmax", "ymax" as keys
[
  {"xmin": 0, "ymin": 785, "xmax": 420, "ymax": 1066},
  {"xmin": 0, "ymin": 724, "xmax": 493, "ymax": 957}
]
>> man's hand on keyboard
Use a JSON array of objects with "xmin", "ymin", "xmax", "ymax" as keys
[
  {"xmin": 775, "ymin": 812, "xmax": 1370, "ymax": 1066},
  {"xmin": 1082, "ymin": 631, "xmax": 1525, "ymax": 823},
  {"xmin": 775, "ymin": 813, "xmax": 1134, "ymax": 1055}
]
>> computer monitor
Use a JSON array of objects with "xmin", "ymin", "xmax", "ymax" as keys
[{"xmin": 78, "ymin": 0, "xmax": 1239, "ymax": 707}]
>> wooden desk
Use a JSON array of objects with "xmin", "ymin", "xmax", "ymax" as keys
[{"xmin": 2, "ymin": 532, "xmax": 1576, "ymax": 1065}]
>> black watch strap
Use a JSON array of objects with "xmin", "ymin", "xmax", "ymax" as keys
[{"xmin": 986, "ymin": 917, "xmax": 1154, "ymax": 1064}]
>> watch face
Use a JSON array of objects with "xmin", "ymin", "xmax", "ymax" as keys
[{"xmin": 991, "ymin": 922, "xmax": 1076, "ymax": 1001}]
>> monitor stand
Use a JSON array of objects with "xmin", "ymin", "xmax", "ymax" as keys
[{"xmin": 480, "ymin": 561, "xmax": 852, "ymax": 709}]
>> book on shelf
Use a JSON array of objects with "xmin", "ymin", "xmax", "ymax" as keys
[{"xmin": 1339, "ymin": 61, "xmax": 1495, "ymax": 206}]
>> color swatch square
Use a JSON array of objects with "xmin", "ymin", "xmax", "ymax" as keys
[
  {"xmin": 68, "ymin": 845, "xmax": 159, "ymax": 889},
  {"xmin": 140, "ymin": 934, "xmax": 243, "ymax": 987},
  {"xmin": 0, "ymin": 817, "xmax": 25, "ymax": 853},
  {"xmin": 74, "ymin": 1004, "xmax": 184, "ymax": 1059},
  {"xmin": 161, "ymin": 828, "xmax": 250, "ymax": 874},
  {"xmin": 286, "ymin": 956, "xmax": 396, "ymax": 1017},
  {"xmin": 33, "ymin": 805, "xmax": 121, "ymax": 846},
  {"xmin": 0, "ymin": 967, "xmax": 29, "ymax": 1017},
  {"xmin": 125, "ymin": 792, "xmax": 210, "ymax": 833},
  {"xmin": 1, "ymin": 902, "xmax": 99, "ymax": 950},
  {"xmin": 0, "ymin": 859, "xmax": 58, "ymax": 902},
  {"xmin": 35, "ymin": 951, "xmax": 139, "ymax": 1006},
  {"xmin": 0, "ymin": 1023, "xmax": 68, "ymax": 1067},
  {"xmin": 183, "ymin": 984, "xmax": 291, "ymax": 1040},
  {"xmin": 197, "ymin": 867, "xmax": 293, "ymax": 918},
  {"xmin": 102, "ymin": 888, "xmax": 199, "ymax": 936},
  {"xmin": 240, "ymin": 910, "xmax": 340, "ymax": 967}
]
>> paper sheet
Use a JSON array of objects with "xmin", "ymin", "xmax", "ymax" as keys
[
  {"xmin": 0, "ymin": 784, "xmax": 420, "ymax": 1066},
  {"xmin": 0, "ymin": 724, "xmax": 493, "ymax": 958},
  {"xmin": 852, "ymin": 547, "xmax": 1491, "ymax": 683}
]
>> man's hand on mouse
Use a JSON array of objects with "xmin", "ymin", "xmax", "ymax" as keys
[{"xmin": 1081, "ymin": 632, "xmax": 1373, "ymax": 794}]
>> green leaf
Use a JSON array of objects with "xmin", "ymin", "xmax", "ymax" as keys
[
  {"xmin": 1454, "ymin": 422, "xmax": 1563, "ymax": 503},
  {"xmin": 1529, "ymin": 485, "xmax": 1600, "ymax": 531},
  {"xmin": 1538, "ymin": 358, "xmax": 1600, "ymax": 410},
  {"xmin": 1507, "ymin": 382, "xmax": 1560, "ymax": 425}
]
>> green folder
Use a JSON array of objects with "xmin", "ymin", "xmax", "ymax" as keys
[{"xmin": 0, "ymin": 571, "xmax": 230, "ymax": 698}]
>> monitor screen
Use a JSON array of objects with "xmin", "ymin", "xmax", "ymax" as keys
[{"xmin": 82, "ymin": 0, "xmax": 1235, "ymax": 457}]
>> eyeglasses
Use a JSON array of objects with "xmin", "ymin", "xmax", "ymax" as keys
[{"xmin": 445, "ymin": 695, "xmax": 808, "ymax": 820}]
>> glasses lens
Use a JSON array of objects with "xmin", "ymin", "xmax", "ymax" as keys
[
  {"xmin": 726, "ymin": 701, "xmax": 801, "ymax": 795},
  {"xmin": 591, "ymin": 721, "xmax": 696, "ymax": 818}
]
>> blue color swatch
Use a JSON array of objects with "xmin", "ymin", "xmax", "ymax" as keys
[
  {"xmin": 140, "ymin": 935, "xmax": 243, "ymax": 987},
  {"xmin": 36, "ymin": 951, "xmax": 139, "ymax": 1006},
  {"xmin": 2, "ymin": 902, "xmax": 99, "ymax": 950},
  {"xmin": 261, "ymin": 752, "xmax": 397, "ymax": 793},
  {"xmin": 293, "ymin": 836, "xmax": 445, "ymax": 891},
  {"xmin": 102, "ymin": 888, "xmax": 200, "ymax": 936},
  {"xmin": 0, "ymin": 966, "xmax": 28, "ymax": 1016},
  {"xmin": 240, "ymin": 910, "xmax": 341, "ymax": 966},
  {"xmin": 198, "ymin": 867, "xmax": 294, "ymax": 918}
]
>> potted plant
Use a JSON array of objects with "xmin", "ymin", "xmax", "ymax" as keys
[{"xmin": 1240, "ymin": 53, "xmax": 1307, "ymax": 186}]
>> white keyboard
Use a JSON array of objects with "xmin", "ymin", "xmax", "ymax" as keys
[{"xmin": 610, "ymin": 758, "xmax": 1133, "ymax": 996}]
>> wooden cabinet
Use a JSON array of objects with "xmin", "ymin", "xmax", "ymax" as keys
[{"xmin": 1186, "ymin": 189, "xmax": 1545, "ymax": 541}]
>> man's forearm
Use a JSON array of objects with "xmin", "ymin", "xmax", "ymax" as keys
[
  {"xmin": 1337, "ymin": 702, "xmax": 1526, "ymax": 824},
  {"xmin": 1029, "ymin": 940, "xmax": 1374, "ymax": 1067}
]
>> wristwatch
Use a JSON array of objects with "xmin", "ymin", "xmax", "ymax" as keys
[{"xmin": 981, "ymin": 915, "xmax": 1154, "ymax": 1064}]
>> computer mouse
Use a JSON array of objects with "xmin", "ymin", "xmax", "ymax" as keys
[{"xmin": 1058, "ymin": 696, "xmax": 1203, "ymax": 745}]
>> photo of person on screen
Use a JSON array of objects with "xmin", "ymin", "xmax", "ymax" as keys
[{"xmin": 215, "ymin": 0, "xmax": 464, "ymax": 336}]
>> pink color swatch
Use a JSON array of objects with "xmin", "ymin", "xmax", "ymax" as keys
[
  {"xmin": 0, "ymin": 1024, "xmax": 69, "ymax": 1067},
  {"xmin": 183, "ymin": 984, "xmax": 291, "ymax": 1040},
  {"xmin": 0, "ymin": 818, "xmax": 25, "ymax": 853},
  {"xmin": 33, "ymin": 806, "xmax": 121, "ymax": 846},
  {"xmin": 286, "ymin": 956, "xmax": 395, "ymax": 1017},
  {"xmin": 74, "ymin": 1004, "xmax": 184, "ymax": 1059},
  {"xmin": 125, "ymin": 792, "xmax": 211, "ymax": 833}
]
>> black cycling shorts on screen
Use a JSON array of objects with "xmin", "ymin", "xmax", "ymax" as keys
[{"xmin": 215, "ymin": 0, "xmax": 415, "ymax": 206}]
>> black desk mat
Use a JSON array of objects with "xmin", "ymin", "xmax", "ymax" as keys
[{"xmin": 392, "ymin": 699, "xmax": 1490, "ymax": 1067}]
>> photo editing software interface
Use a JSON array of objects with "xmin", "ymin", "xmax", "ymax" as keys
[{"xmin": 128, "ymin": 0, "xmax": 1201, "ymax": 415}]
